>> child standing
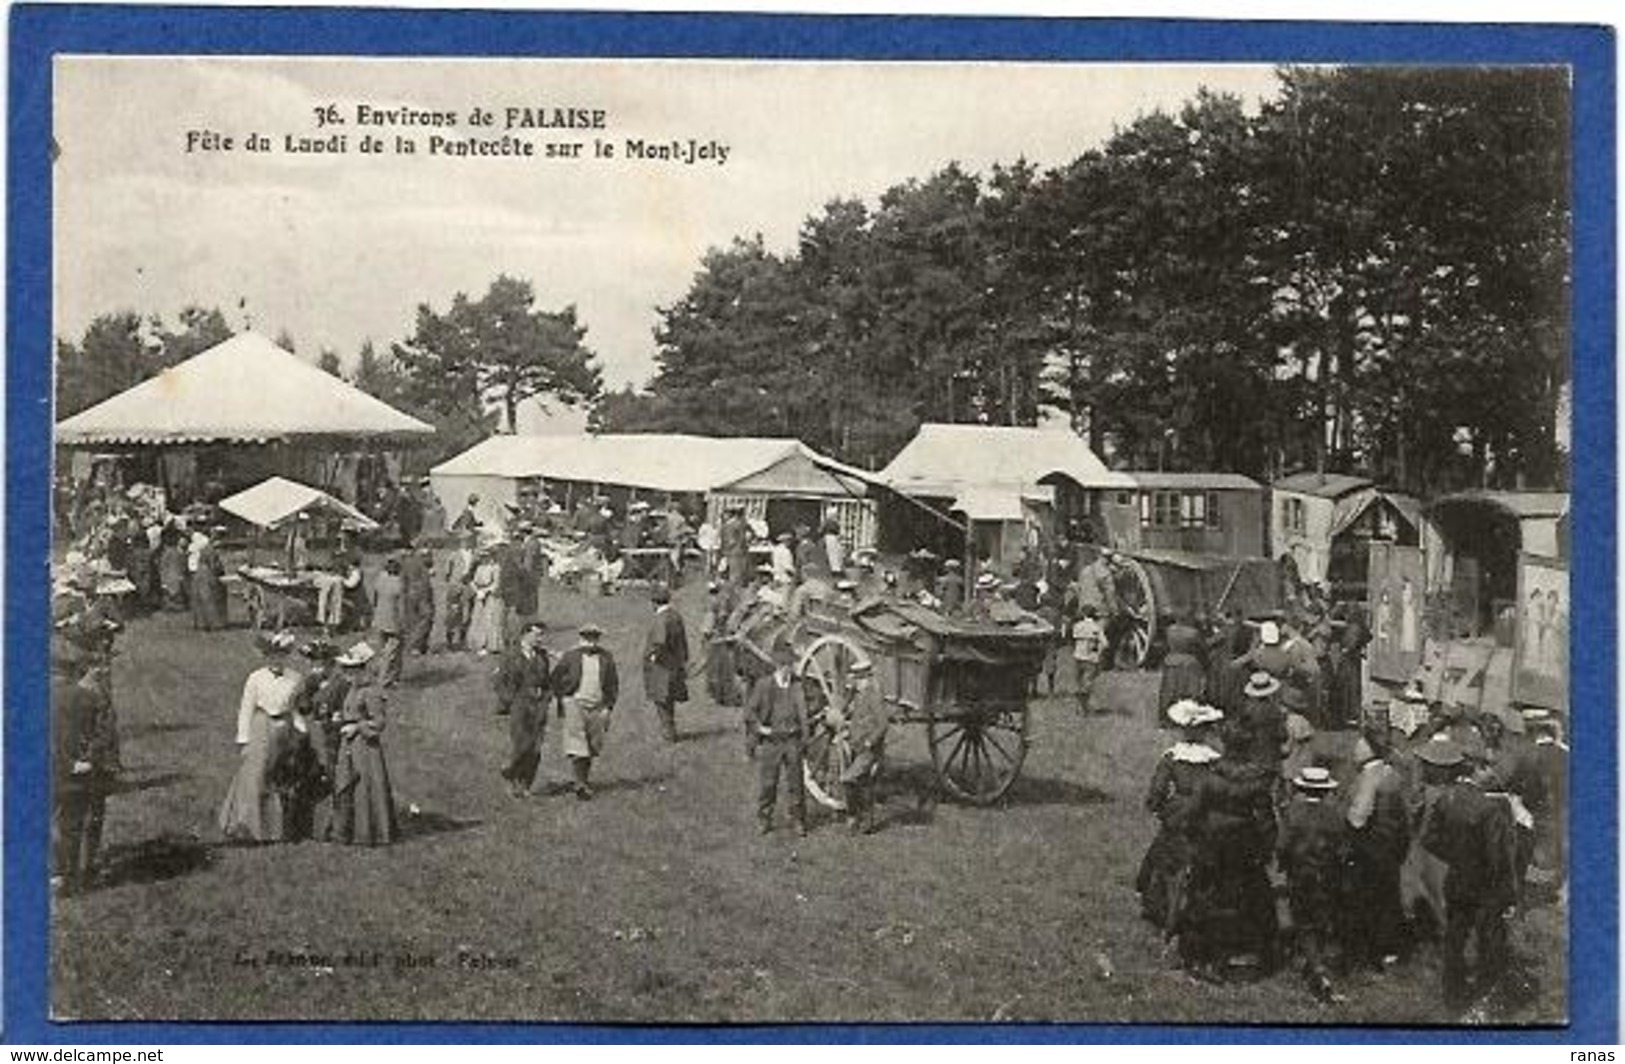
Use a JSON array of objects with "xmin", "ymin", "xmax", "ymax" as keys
[{"xmin": 1072, "ymin": 605, "xmax": 1105, "ymax": 714}]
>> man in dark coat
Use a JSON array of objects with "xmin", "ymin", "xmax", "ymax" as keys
[
  {"xmin": 499, "ymin": 537, "xmax": 541, "ymax": 648},
  {"xmin": 496, "ymin": 620, "xmax": 553, "ymax": 798},
  {"xmin": 551, "ymin": 623, "xmax": 619, "ymax": 800},
  {"xmin": 744, "ymin": 642, "xmax": 809, "ymax": 836},
  {"xmin": 1343, "ymin": 732, "xmax": 1411, "ymax": 969},
  {"xmin": 838, "ymin": 657, "xmax": 893, "ymax": 834},
  {"xmin": 52, "ymin": 639, "xmax": 119, "ymax": 894},
  {"xmin": 934, "ymin": 559, "xmax": 966, "ymax": 615},
  {"xmin": 1278, "ymin": 765, "xmax": 1347, "ymax": 1002},
  {"xmin": 643, "ymin": 585, "xmax": 689, "ymax": 742},
  {"xmin": 401, "ymin": 547, "xmax": 435, "ymax": 657},
  {"xmin": 719, "ymin": 506, "xmax": 751, "ymax": 588},
  {"xmin": 1419, "ymin": 739, "xmax": 1518, "ymax": 1010}
]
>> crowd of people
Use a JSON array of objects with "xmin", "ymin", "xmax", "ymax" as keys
[
  {"xmin": 1136, "ymin": 656, "xmax": 1567, "ymax": 1013},
  {"xmin": 49, "ymin": 472, "xmax": 1569, "ymax": 1020}
]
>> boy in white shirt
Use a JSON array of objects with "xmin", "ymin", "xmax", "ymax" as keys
[{"xmin": 1072, "ymin": 605, "xmax": 1105, "ymax": 714}]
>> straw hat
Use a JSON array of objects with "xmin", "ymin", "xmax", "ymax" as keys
[
  {"xmin": 1243, "ymin": 671, "xmax": 1281, "ymax": 698},
  {"xmin": 336, "ymin": 641, "xmax": 376, "ymax": 668},
  {"xmin": 578, "ymin": 622, "xmax": 604, "ymax": 639},
  {"xmin": 1415, "ymin": 736, "xmax": 1465, "ymax": 768},
  {"xmin": 1292, "ymin": 766, "xmax": 1338, "ymax": 791},
  {"xmin": 1166, "ymin": 699, "xmax": 1203, "ymax": 728}
]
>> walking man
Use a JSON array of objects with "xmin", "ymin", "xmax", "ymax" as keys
[
  {"xmin": 52, "ymin": 638, "xmax": 119, "ymax": 895},
  {"xmin": 1344, "ymin": 732, "xmax": 1410, "ymax": 969},
  {"xmin": 551, "ymin": 622, "xmax": 619, "ymax": 800},
  {"xmin": 1277, "ymin": 765, "xmax": 1347, "ymax": 1002},
  {"xmin": 402, "ymin": 545, "xmax": 435, "ymax": 657},
  {"xmin": 745, "ymin": 643, "xmax": 809, "ymax": 836},
  {"xmin": 496, "ymin": 620, "xmax": 553, "ymax": 798},
  {"xmin": 838, "ymin": 657, "xmax": 893, "ymax": 834},
  {"xmin": 643, "ymin": 585, "xmax": 689, "ymax": 742},
  {"xmin": 1419, "ymin": 738, "xmax": 1518, "ymax": 1010}
]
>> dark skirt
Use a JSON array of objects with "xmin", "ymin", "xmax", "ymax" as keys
[{"xmin": 332, "ymin": 734, "xmax": 397, "ymax": 846}]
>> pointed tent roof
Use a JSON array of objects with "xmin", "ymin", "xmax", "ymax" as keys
[
  {"xmin": 55, "ymin": 332, "xmax": 433, "ymax": 445},
  {"xmin": 219, "ymin": 476, "xmax": 379, "ymax": 531},
  {"xmin": 880, "ymin": 423, "xmax": 1133, "ymax": 495}
]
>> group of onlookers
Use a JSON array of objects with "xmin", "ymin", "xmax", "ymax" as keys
[{"xmin": 1139, "ymin": 659, "xmax": 1567, "ymax": 1013}]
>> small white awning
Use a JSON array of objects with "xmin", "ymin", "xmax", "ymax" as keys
[{"xmin": 220, "ymin": 476, "xmax": 378, "ymax": 531}]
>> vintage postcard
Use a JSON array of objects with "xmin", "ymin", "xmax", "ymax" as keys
[{"xmin": 15, "ymin": 12, "xmax": 1611, "ymax": 1041}]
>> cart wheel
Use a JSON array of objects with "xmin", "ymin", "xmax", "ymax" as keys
[
  {"xmin": 796, "ymin": 633, "xmax": 869, "ymax": 811},
  {"xmin": 1116, "ymin": 555, "xmax": 1156, "ymax": 669},
  {"xmin": 927, "ymin": 704, "xmax": 1029, "ymax": 805}
]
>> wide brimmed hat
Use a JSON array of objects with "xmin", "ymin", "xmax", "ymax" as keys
[
  {"xmin": 1292, "ymin": 766, "xmax": 1338, "ymax": 790},
  {"xmin": 256, "ymin": 631, "xmax": 297, "ymax": 656},
  {"xmin": 755, "ymin": 564, "xmax": 776, "ymax": 576},
  {"xmin": 944, "ymin": 559, "xmax": 962, "ymax": 570},
  {"xmin": 1259, "ymin": 621, "xmax": 1282, "ymax": 646},
  {"xmin": 1415, "ymin": 737, "xmax": 1465, "ymax": 768},
  {"xmin": 1166, "ymin": 699, "xmax": 1204, "ymax": 728},
  {"xmin": 975, "ymin": 573, "xmax": 1000, "ymax": 589},
  {"xmin": 336, "ymin": 641, "xmax": 376, "ymax": 667},
  {"xmin": 578, "ymin": 622, "xmax": 603, "ymax": 638},
  {"xmin": 849, "ymin": 657, "xmax": 874, "ymax": 675},
  {"xmin": 776, "ymin": 532, "xmax": 794, "ymax": 543},
  {"xmin": 1191, "ymin": 703, "xmax": 1225, "ymax": 726},
  {"xmin": 1244, "ymin": 671, "xmax": 1281, "ymax": 698},
  {"xmin": 300, "ymin": 639, "xmax": 339, "ymax": 661},
  {"xmin": 835, "ymin": 579, "xmax": 858, "ymax": 592}
]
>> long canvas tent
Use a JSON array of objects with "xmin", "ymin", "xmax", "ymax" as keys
[{"xmin": 429, "ymin": 433, "xmax": 874, "ymax": 530}]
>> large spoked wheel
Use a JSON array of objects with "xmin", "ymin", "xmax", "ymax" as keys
[
  {"xmin": 1114, "ymin": 555, "xmax": 1157, "ymax": 669},
  {"xmin": 796, "ymin": 633, "xmax": 870, "ymax": 811},
  {"xmin": 927, "ymin": 704, "xmax": 1029, "ymax": 805}
]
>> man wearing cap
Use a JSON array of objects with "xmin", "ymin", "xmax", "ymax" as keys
[
  {"xmin": 52, "ymin": 639, "xmax": 119, "ymax": 894},
  {"xmin": 744, "ymin": 643, "xmax": 809, "ymax": 836},
  {"xmin": 496, "ymin": 620, "xmax": 554, "ymax": 799},
  {"xmin": 644, "ymin": 585, "xmax": 689, "ymax": 743},
  {"xmin": 1277, "ymin": 765, "xmax": 1347, "ymax": 1001},
  {"xmin": 1418, "ymin": 738, "xmax": 1518, "ymax": 1010},
  {"xmin": 1236, "ymin": 671, "xmax": 1286, "ymax": 767},
  {"xmin": 838, "ymin": 657, "xmax": 892, "ymax": 834},
  {"xmin": 1344, "ymin": 731, "xmax": 1410, "ymax": 970},
  {"xmin": 551, "ymin": 623, "xmax": 619, "ymax": 800}
]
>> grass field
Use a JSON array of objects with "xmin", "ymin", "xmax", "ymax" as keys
[{"xmin": 52, "ymin": 576, "xmax": 1565, "ymax": 1025}]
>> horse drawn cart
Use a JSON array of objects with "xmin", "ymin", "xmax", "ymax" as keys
[
  {"xmin": 724, "ymin": 593, "xmax": 1054, "ymax": 809},
  {"xmin": 1095, "ymin": 547, "xmax": 1284, "ymax": 669}
]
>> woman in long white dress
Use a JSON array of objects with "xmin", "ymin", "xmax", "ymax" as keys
[
  {"xmin": 466, "ymin": 549, "xmax": 504, "ymax": 655},
  {"xmin": 218, "ymin": 631, "xmax": 303, "ymax": 842}
]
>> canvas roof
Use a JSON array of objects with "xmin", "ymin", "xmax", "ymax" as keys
[
  {"xmin": 56, "ymin": 332, "xmax": 434, "ymax": 445},
  {"xmin": 219, "ymin": 476, "xmax": 379, "ymax": 531},
  {"xmin": 1431, "ymin": 490, "xmax": 1570, "ymax": 521},
  {"xmin": 431, "ymin": 433, "xmax": 870, "ymax": 497},
  {"xmin": 880, "ymin": 424, "xmax": 1133, "ymax": 497},
  {"xmin": 1273, "ymin": 471, "xmax": 1375, "ymax": 499},
  {"xmin": 1125, "ymin": 471, "xmax": 1264, "ymax": 492}
]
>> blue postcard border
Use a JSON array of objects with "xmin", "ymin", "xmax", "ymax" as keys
[{"xmin": 5, "ymin": 6, "xmax": 1616, "ymax": 1044}]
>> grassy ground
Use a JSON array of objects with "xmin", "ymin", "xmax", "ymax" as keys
[{"xmin": 52, "ymin": 576, "xmax": 1565, "ymax": 1024}]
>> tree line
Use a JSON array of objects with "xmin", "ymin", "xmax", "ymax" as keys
[{"xmin": 598, "ymin": 66, "xmax": 1571, "ymax": 495}]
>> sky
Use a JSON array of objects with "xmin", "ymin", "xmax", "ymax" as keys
[{"xmin": 54, "ymin": 58, "xmax": 1281, "ymax": 429}]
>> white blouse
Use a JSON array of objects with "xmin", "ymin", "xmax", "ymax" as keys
[{"xmin": 235, "ymin": 665, "xmax": 304, "ymax": 744}]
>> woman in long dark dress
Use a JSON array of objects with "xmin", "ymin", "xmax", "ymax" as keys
[
  {"xmin": 1137, "ymin": 700, "xmax": 1225, "ymax": 933},
  {"xmin": 330, "ymin": 642, "xmax": 398, "ymax": 846}
]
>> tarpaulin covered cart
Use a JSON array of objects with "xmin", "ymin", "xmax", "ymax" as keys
[
  {"xmin": 220, "ymin": 476, "xmax": 377, "ymax": 630},
  {"xmin": 727, "ymin": 593, "xmax": 1054, "ymax": 808}
]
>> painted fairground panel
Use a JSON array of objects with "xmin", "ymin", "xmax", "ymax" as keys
[
  {"xmin": 1367, "ymin": 543, "xmax": 1427, "ymax": 684},
  {"xmin": 1513, "ymin": 554, "xmax": 1569, "ymax": 710}
]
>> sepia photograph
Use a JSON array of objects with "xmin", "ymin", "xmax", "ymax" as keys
[{"xmin": 45, "ymin": 48, "xmax": 1575, "ymax": 1027}]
